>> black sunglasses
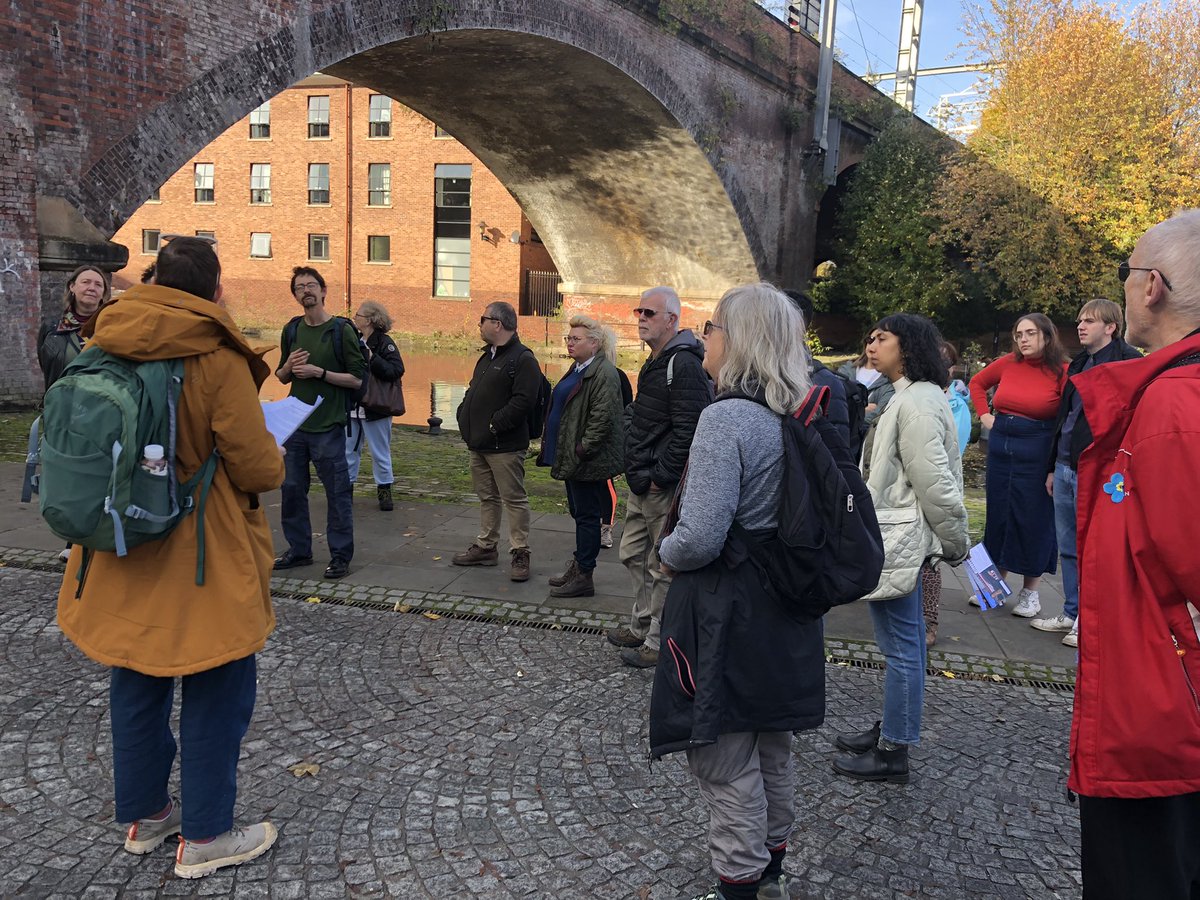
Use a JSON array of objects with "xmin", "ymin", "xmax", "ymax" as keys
[
  {"xmin": 480, "ymin": 315, "xmax": 501, "ymax": 325},
  {"xmin": 632, "ymin": 307, "xmax": 660, "ymax": 319},
  {"xmin": 702, "ymin": 320, "xmax": 724, "ymax": 337},
  {"xmin": 1118, "ymin": 261, "xmax": 1173, "ymax": 291}
]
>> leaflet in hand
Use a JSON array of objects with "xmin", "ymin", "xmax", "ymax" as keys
[
  {"xmin": 964, "ymin": 542, "xmax": 1012, "ymax": 610},
  {"xmin": 261, "ymin": 396, "xmax": 323, "ymax": 446}
]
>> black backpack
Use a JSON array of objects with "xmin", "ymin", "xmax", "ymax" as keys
[
  {"xmin": 721, "ymin": 386, "xmax": 883, "ymax": 619},
  {"xmin": 835, "ymin": 371, "xmax": 870, "ymax": 462},
  {"xmin": 281, "ymin": 316, "xmax": 369, "ymax": 421},
  {"xmin": 510, "ymin": 348, "xmax": 552, "ymax": 439}
]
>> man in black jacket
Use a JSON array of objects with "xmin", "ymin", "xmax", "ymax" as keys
[
  {"xmin": 607, "ymin": 286, "xmax": 713, "ymax": 668},
  {"xmin": 1032, "ymin": 298, "xmax": 1141, "ymax": 646},
  {"xmin": 453, "ymin": 302, "xmax": 542, "ymax": 582}
]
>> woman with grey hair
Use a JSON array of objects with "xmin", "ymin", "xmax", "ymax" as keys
[
  {"xmin": 649, "ymin": 282, "xmax": 822, "ymax": 900},
  {"xmin": 38, "ymin": 264, "xmax": 111, "ymax": 392},
  {"xmin": 539, "ymin": 315, "xmax": 625, "ymax": 597},
  {"xmin": 346, "ymin": 301, "xmax": 405, "ymax": 511}
]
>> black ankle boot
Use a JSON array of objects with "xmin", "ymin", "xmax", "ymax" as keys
[
  {"xmin": 834, "ymin": 720, "xmax": 881, "ymax": 754},
  {"xmin": 377, "ymin": 483, "xmax": 394, "ymax": 511},
  {"xmin": 832, "ymin": 740, "xmax": 910, "ymax": 784}
]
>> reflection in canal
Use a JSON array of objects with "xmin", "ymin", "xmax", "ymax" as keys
[{"xmin": 258, "ymin": 346, "xmax": 642, "ymax": 432}]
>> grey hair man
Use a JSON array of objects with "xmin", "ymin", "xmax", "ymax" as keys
[
  {"xmin": 1067, "ymin": 209, "xmax": 1200, "ymax": 899},
  {"xmin": 608, "ymin": 286, "xmax": 714, "ymax": 668},
  {"xmin": 453, "ymin": 301, "xmax": 542, "ymax": 582}
]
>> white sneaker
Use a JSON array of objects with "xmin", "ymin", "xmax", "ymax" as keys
[
  {"xmin": 1011, "ymin": 589, "xmax": 1041, "ymax": 618},
  {"xmin": 1030, "ymin": 613, "xmax": 1074, "ymax": 633},
  {"xmin": 1062, "ymin": 621, "xmax": 1079, "ymax": 648},
  {"xmin": 174, "ymin": 822, "xmax": 278, "ymax": 879},
  {"xmin": 58, "ymin": 547, "xmax": 71, "ymax": 562},
  {"xmin": 969, "ymin": 594, "xmax": 1005, "ymax": 609},
  {"xmin": 600, "ymin": 524, "xmax": 613, "ymax": 549}
]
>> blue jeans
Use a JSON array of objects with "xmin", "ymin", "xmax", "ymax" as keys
[
  {"xmin": 345, "ymin": 417, "xmax": 394, "ymax": 485},
  {"xmin": 1053, "ymin": 462, "xmax": 1079, "ymax": 621},
  {"xmin": 110, "ymin": 656, "xmax": 256, "ymax": 840},
  {"xmin": 282, "ymin": 427, "xmax": 354, "ymax": 562},
  {"xmin": 565, "ymin": 479, "xmax": 606, "ymax": 572},
  {"xmin": 868, "ymin": 581, "xmax": 925, "ymax": 745}
]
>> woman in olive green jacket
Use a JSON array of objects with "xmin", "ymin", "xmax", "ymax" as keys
[{"xmin": 539, "ymin": 315, "xmax": 625, "ymax": 598}]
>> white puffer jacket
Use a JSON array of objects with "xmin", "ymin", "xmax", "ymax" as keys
[{"xmin": 862, "ymin": 377, "xmax": 969, "ymax": 601}]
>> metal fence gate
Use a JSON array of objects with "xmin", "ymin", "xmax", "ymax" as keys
[{"xmin": 521, "ymin": 270, "xmax": 562, "ymax": 317}]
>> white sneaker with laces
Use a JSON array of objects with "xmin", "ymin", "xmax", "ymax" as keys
[
  {"xmin": 1030, "ymin": 613, "xmax": 1074, "ymax": 633},
  {"xmin": 174, "ymin": 822, "xmax": 278, "ymax": 879},
  {"xmin": 1011, "ymin": 589, "xmax": 1041, "ymax": 618},
  {"xmin": 600, "ymin": 524, "xmax": 613, "ymax": 549},
  {"xmin": 1062, "ymin": 621, "xmax": 1079, "ymax": 648}
]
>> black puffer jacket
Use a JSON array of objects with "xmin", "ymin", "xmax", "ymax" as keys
[
  {"xmin": 457, "ymin": 334, "xmax": 543, "ymax": 453},
  {"xmin": 624, "ymin": 330, "xmax": 712, "ymax": 495},
  {"xmin": 1046, "ymin": 336, "xmax": 1142, "ymax": 472},
  {"xmin": 359, "ymin": 330, "xmax": 406, "ymax": 422},
  {"xmin": 649, "ymin": 525, "xmax": 826, "ymax": 758}
]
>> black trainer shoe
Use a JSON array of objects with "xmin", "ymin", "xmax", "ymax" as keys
[
  {"xmin": 274, "ymin": 550, "xmax": 313, "ymax": 571},
  {"xmin": 324, "ymin": 558, "xmax": 349, "ymax": 579}
]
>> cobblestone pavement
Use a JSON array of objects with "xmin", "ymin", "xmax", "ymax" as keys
[{"xmin": 0, "ymin": 569, "xmax": 1080, "ymax": 898}]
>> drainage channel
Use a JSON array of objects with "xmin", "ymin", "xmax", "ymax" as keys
[{"xmin": 5, "ymin": 553, "xmax": 1076, "ymax": 694}]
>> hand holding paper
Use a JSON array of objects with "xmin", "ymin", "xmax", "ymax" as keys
[{"xmin": 261, "ymin": 396, "xmax": 323, "ymax": 446}]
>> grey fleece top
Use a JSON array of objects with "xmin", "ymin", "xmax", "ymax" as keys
[{"xmin": 659, "ymin": 399, "xmax": 784, "ymax": 572}]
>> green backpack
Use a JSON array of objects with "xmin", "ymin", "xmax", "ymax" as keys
[{"xmin": 32, "ymin": 345, "xmax": 218, "ymax": 586}]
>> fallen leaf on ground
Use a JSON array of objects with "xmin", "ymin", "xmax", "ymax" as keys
[
  {"xmin": 991, "ymin": 674, "xmax": 1004, "ymax": 682},
  {"xmin": 941, "ymin": 670, "xmax": 957, "ymax": 679},
  {"xmin": 480, "ymin": 860, "xmax": 502, "ymax": 878},
  {"xmin": 394, "ymin": 602, "xmax": 412, "ymax": 613},
  {"xmin": 432, "ymin": 556, "xmax": 442, "ymax": 561},
  {"xmin": 305, "ymin": 596, "xmax": 321, "ymax": 604},
  {"xmin": 287, "ymin": 762, "xmax": 320, "ymax": 777},
  {"xmin": 422, "ymin": 612, "xmax": 441, "ymax": 620},
  {"xmin": 403, "ymin": 532, "xmax": 417, "ymax": 537},
  {"xmin": 637, "ymin": 886, "xmax": 652, "ymax": 900},
  {"xmin": 516, "ymin": 669, "xmax": 525, "ymax": 678}
]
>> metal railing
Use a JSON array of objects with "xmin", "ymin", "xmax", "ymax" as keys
[{"xmin": 521, "ymin": 270, "xmax": 562, "ymax": 317}]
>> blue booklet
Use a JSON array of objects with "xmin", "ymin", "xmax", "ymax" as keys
[{"xmin": 965, "ymin": 543, "xmax": 1012, "ymax": 610}]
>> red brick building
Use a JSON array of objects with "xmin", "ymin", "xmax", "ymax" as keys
[{"xmin": 110, "ymin": 74, "xmax": 559, "ymax": 335}]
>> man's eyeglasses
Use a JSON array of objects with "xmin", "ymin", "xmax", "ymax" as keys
[
  {"xmin": 1119, "ymin": 261, "xmax": 1173, "ymax": 291},
  {"xmin": 702, "ymin": 320, "xmax": 724, "ymax": 338},
  {"xmin": 480, "ymin": 315, "xmax": 500, "ymax": 326},
  {"xmin": 293, "ymin": 282, "xmax": 322, "ymax": 293},
  {"xmin": 633, "ymin": 307, "xmax": 665, "ymax": 319}
]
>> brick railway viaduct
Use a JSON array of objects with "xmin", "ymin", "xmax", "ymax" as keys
[{"xmin": 2, "ymin": 0, "xmax": 893, "ymax": 402}]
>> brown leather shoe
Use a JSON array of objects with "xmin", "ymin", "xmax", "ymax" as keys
[
  {"xmin": 510, "ymin": 548, "xmax": 531, "ymax": 582},
  {"xmin": 452, "ymin": 544, "xmax": 498, "ymax": 567},
  {"xmin": 548, "ymin": 559, "xmax": 579, "ymax": 587},
  {"xmin": 606, "ymin": 626, "xmax": 643, "ymax": 648},
  {"xmin": 549, "ymin": 567, "xmax": 594, "ymax": 598},
  {"xmin": 619, "ymin": 645, "xmax": 659, "ymax": 668}
]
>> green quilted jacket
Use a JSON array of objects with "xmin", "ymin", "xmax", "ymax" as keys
[{"xmin": 542, "ymin": 356, "xmax": 626, "ymax": 482}]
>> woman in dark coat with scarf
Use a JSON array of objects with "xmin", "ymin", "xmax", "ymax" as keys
[
  {"xmin": 346, "ymin": 301, "xmax": 405, "ymax": 511},
  {"xmin": 540, "ymin": 315, "xmax": 624, "ymax": 599},
  {"xmin": 38, "ymin": 264, "xmax": 111, "ymax": 392}
]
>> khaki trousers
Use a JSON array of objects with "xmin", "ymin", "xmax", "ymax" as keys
[
  {"xmin": 618, "ymin": 486, "xmax": 675, "ymax": 652},
  {"xmin": 468, "ymin": 450, "xmax": 530, "ymax": 552}
]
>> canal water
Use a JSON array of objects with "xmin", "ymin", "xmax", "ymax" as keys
[{"xmin": 258, "ymin": 345, "xmax": 644, "ymax": 431}]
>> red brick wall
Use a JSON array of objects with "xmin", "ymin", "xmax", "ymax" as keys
[{"xmin": 109, "ymin": 79, "xmax": 558, "ymax": 336}]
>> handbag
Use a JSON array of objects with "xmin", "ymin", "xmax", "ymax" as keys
[{"xmin": 361, "ymin": 374, "xmax": 405, "ymax": 417}]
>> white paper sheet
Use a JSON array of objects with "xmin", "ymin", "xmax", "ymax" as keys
[{"xmin": 261, "ymin": 396, "xmax": 323, "ymax": 446}]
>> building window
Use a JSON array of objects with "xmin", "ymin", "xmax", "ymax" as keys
[
  {"xmin": 250, "ymin": 232, "xmax": 272, "ymax": 258},
  {"xmin": 142, "ymin": 229, "xmax": 161, "ymax": 254},
  {"xmin": 308, "ymin": 163, "xmax": 330, "ymax": 205},
  {"xmin": 250, "ymin": 163, "xmax": 271, "ymax": 204},
  {"xmin": 309, "ymin": 234, "xmax": 330, "ymax": 261},
  {"xmin": 433, "ymin": 163, "xmax": 472, "ymax": 298},
  {"xmin": 195, "ymin": 230, "xmax": 216, "ymax": 242},
  {"xmin": 367, "ymin": 163, "xmax": 391, "ymax": 206},
  {"xmin": 249, "ymin": 102, "xmax": 270, "ymax": 139},
  {"xmin": 367, "ymin": 235, "xmax": 391, "ymax": 262},
  {"xmin": 308, "ymin": 95, "xmax": 330, "ymax": 138},
  {"xmin": 147, "ymin": 187, "xmax": 161, "ymax": 202},
  {"xmin": 368, "ymin": 95, "xmax": 391, "ymax": 138},
  {"xmin": 434, "ymin": 124, "xmax": 452, "ymax": 139},
  {"xmin": 194, "ymin": 163, "xmax": 214, "ymax": 203}
]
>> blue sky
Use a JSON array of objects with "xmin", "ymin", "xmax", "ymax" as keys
[{"xmin": 823, "ymin": 0, "xmax": 987, "ymax": 121}]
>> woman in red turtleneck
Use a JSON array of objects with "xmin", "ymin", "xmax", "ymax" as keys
[{"xmin": 969, "ymin": 313, "xmax": 1068, "ymax": 619}]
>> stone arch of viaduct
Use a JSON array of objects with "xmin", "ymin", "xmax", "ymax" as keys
[{"xmin": 3, "ymin": 0, "xmax": 885, "ymax": 402}]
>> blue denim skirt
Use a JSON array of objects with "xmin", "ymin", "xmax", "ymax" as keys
[{"xmin": 984, "ymin": 414, "xmax": 1058, "ymax": 577}]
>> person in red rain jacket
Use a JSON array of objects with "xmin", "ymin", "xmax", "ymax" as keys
[{"xmin": 1070, "ymin": 209, "xmax": 1200, "ymax": 899}]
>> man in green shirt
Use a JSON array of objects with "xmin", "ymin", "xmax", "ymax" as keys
[{"xmin": 273, "ymin": 267, "xmax": 366, "ymax": 579}]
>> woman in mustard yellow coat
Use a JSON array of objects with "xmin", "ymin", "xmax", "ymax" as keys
[{"xmin": 56, "ymin": 240, "xmax": 286, "ymax": 879}]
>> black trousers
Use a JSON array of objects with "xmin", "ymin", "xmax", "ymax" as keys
[
  {"xmin": 564, "ymin": 479, "xmax": 606, "ymax": 572},
  {"xmin": 1080, "ymin": 791, "xmax": 1200, "ymax": 899}
]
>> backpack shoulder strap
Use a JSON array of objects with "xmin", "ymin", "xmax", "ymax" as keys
[
  {"xmin": 281, "ymin": 316, "xmax": 302, "ymax": 360},
  {"xmin": 796, "ymin": 385, "xmax": 830, "ymax": 425},
  {"xmin": 667, "ymin": 353, "xmax": 675, "ymax": 387}
]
